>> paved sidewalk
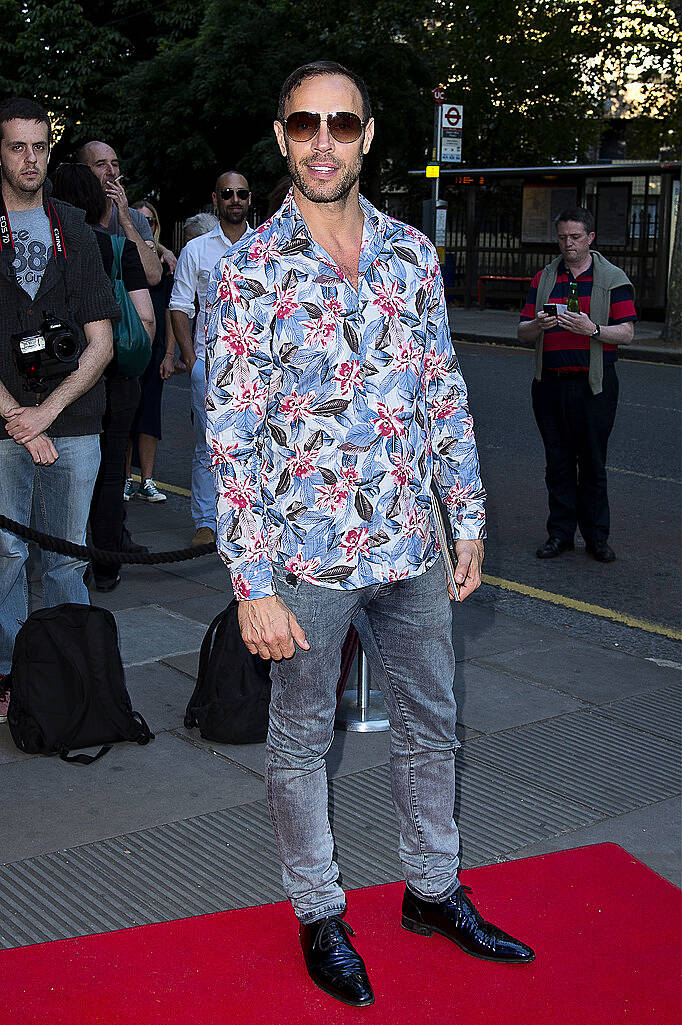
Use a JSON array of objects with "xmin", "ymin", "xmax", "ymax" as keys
[
  {"xmin": 448, "ymin": 306, "xmax": 681, "ymax": 363},
  {"xmin": 0, "ymin": 489, "xmax": 680, "ymax": 950}
]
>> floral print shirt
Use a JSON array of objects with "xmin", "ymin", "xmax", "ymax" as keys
[{"xmin": 205, "ymin": 190, "xmax": 486, "ymax": 600}]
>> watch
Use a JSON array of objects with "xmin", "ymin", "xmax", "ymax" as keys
[{"xmin": 590, "ymin": 324, "xmax": 600, "ymax": 339}]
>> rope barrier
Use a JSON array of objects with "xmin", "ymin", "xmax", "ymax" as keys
[{"xmin": 0, "ymin": 515, "xmax": 216, "ymax": 565}]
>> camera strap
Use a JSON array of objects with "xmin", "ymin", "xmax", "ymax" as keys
[{"xmin": 0, "ymin": 195, "xmax": 68, "ymax": 274}]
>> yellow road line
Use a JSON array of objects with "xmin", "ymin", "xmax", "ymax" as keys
[
  {"xmin": 483, "ymin": 573, "xmax": 682, "ymax": 641},
  {"xmin": 134, "ymin": 474, "xmax": 680, "ymax": 640}
]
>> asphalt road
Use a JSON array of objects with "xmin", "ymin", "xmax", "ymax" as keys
[{"xmin": 152, "ymin": 342, "xmax": 682, "ymax": 634}]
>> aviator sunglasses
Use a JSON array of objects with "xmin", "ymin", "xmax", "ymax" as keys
[
  {"xmin": 219, "ymin": 188, "xmax": 250, "ymax": 200},
  {"xmin": 283, "ymin": 110, "xmax": 365, "ymax": 144}
]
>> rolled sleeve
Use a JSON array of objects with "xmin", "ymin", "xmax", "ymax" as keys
[{"xmin": 169, "ymin": 243, "xmax": 200, "ymax": 318}]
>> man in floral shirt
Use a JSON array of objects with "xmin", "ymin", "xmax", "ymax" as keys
[{"xmin": 206, "ymin": 61, "xmax": 534, "ymax": 1006}]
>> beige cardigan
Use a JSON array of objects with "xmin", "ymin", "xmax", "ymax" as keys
[{"xmin": 534, "ymin": 251, "xmax": 632, "ymax": 395}]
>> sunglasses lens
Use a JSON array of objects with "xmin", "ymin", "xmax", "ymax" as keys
[
  {"xmin": 285, "ymin": 112, "xmax": 363, "ymax": 144},
  {"xmin": 285, "ymin": 111, "xmax": 320, "ymax": 142},
  {"xmin": 220, "ymin": 189, "xmax": 249, "ymax": 200},
  {"xmin": 328, "ymin": 112, "xmax": 363, "ymax": 143}
]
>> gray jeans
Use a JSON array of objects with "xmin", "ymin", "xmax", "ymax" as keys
[{"xmin": 267, "ymin": 558, "xmax": 461, "ymax": 924}]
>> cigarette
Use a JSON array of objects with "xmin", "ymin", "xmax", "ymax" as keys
[{"xmin": 113, "ymin": 174, "xmax": 124, "ymax": 183}]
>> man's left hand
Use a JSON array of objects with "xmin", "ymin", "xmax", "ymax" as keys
[
  {"xmin": 5, "ymin": 405, "xmax": 56, "ymax": 444},
  {"xmin": 557, "ymin": 311, "xmax": 595, "ymax": 336},
  {"xmin": 452, "ymin": 539, "xmax": 484, "ymax": 601}
]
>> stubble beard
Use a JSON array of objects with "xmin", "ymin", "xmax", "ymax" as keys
[
  {"xmin": 221, "ymin": 205, "xmax": 248, "ymax": 225},
  {"xmin": 287, "ymin": 146, "xmax": 364, "ymax": 205},
  {"xmin": 5, "ymin": 166, "xmax": 46, "ymax": 198}
]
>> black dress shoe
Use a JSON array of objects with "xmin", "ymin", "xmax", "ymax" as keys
[
  {"xmin": 121, "ymin": 526, "xmax": 149, "ymax": 554},
  {"xmin": 94, "ymin": 574, "xmax": 121, "ymax": 593},
  {"xmin": 536, "ymin": 536, "xmax": 574, "ymax": 559},
  {"xmin": 585, "ymin": 540, "xmax": 616, "ymax": 563},
  {"xmin": 299, "ymin": 916, "xmax": 374, "ymax": 1007},
  {"xmin": 401, "ymin": 885, "xmax": 535, "ymax": 964}
]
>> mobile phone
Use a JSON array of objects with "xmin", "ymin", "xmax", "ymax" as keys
[{"xmin": 543, "ymin": 304, "xmax": 557, "ymax": 316}]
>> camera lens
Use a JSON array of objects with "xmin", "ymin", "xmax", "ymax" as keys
[{"xmin": 49, "ymin": 330, "xmax": 79, "ymax": 362}]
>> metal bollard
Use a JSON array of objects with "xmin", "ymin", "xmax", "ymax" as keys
[{"xmin": 334, "ymin": 645, "xmax": 389, "ymax": 732}]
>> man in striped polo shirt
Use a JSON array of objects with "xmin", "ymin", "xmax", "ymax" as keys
[{"xmin": 519, "ymin": 207, "xmax": 637, "ymax": 563}]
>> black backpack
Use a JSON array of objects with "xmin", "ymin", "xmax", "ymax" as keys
[
  {"xmin": 184, "ymin": 601, "xmax": 271, "ymax": 744},
  {"xmin": 8, "ymin": 603, "xmax": 154, "ymax": 764}
]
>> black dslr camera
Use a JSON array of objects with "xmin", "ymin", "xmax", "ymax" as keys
[{"xmin": 12, "ymin": 317, "xmax": 80, "ymax": 392}]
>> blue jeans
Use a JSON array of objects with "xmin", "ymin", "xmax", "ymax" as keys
[
  {"xmin": 191, "ymin": 357, "xmax": 216, "ymax": 530},
  {"xmin": 0, "ymin": 435, "xmax": 101, "ymax": 674},
  {"xmin": 267, "ymin": 558, "xmax": 460, "ymax": 923}
]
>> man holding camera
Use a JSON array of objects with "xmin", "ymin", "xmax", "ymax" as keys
[
  {"xmin": 0, "ymin": 99, "xmax": 120, "ymax": 720},
  {"xmin": 519, "ymin": 207, "xmax": 637, "ymax": 564}
]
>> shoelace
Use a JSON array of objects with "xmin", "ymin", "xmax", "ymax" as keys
[{"xmin": 312, "ymin": 916, "xmax": 357, "ymax": 954}]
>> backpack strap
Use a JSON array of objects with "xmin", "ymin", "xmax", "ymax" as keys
[
  {"xmin": 110, "ymin": 234, "xmax": 125, "ymax": 283},
  {"xmin": 60, "ymin": 745, "xmax": 112, "ymax": 765}
]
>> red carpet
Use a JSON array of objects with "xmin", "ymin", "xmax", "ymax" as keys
[{"xmin": 1, "ymin": 843, "xmax": 679, "ymax": 1025}]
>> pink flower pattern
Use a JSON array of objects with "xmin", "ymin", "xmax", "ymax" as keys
[{"xmin": 205, "ymin": 190, "xmax": 485, "ymax": 598}]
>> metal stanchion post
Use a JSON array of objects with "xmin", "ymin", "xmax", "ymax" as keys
[{"xmin": 334, "ymin": 644, "xmax": 389, "ymax": 732}]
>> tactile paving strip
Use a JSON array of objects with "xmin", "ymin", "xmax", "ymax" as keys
[
  {"xmin": 465, "ymin": 706, "xmax": 681, "ymax": 816},
  {"xmin": 597, "ymin": 682, "xmax": 682, "ymax": 743},
  {"xmin": 0, "ymin": 749, "xmax": 608, "ymax": 949}
]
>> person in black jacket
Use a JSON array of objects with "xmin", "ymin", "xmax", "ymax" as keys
[
  {"xmin": 0, "ymin": 99, "xmax": 119, "ymax": 722},
  {"xmin": 51, "ymin": 162, "xmax": 155, "ymax": 591}
]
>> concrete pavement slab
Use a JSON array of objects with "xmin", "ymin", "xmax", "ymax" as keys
[
  {"xmin": 163, "ymin": 590, "xmax": 233, "ymax": 627},
  {"xmin": 87, "ymin": 567, "xmax": 213, "ymax": 613},
  {"xmin": 1, "ymin": 732, "xmax": 265, "ymax": 864},
  {"xmin": 474, "ymin": 635, "xmax": 680, "ymax": 704},
  {"xmin": 454, "ymin": 660, "xmax": 587, "ymax": 733},
  {"xmin": 452, "ymin": 600, "xmax": 558, "ymax": 662},
  {"xmin": 124, "ymin": 661, "xmax": 198, "ymax": 733},
  {"xmin": 114, "ymin": 604, "xmax": 210, "ymax": 666}
]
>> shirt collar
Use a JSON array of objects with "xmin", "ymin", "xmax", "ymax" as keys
[
  {"xmin": 208, "ymin": 221, "xmax": 251, "ymax": 248},
  {"xmin": 274, "ymin": 188, "xmax": 385, "ymax": 258}
]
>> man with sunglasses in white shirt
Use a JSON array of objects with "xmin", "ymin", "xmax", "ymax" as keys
[
  {"xmin": 169, "ymin": 171, "xmax": 253, "ymax": 546},
  {"xmin": 205, "ymin": 62, "xmax": 534, "ymax": 1008}
]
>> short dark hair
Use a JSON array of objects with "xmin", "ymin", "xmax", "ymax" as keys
[
  {"xmin": 51, "ymin": 163, "xmax": 106, "ymax": 225},
  {"xmin": 0, "ymin": 98, "xmax": 52, "ymax": 144},
  {"xmin": 215, "ymin": 169, "xmax": 250, "ymax": 193},
  {"xmin": 277, "ymin": 61, "xmax": 372, "ymax": 123},
  {"xmin": 555, "ymin": 207, "xmax": 594, "ymax": 234}
]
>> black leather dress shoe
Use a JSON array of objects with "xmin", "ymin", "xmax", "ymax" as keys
[
  {"xmin": 536, "ymin": 536, "xmax": 574, "ymax": 559},
  {"xmin": 585, "ymin": 540, "xmax": 616, "ymax": 562},
  {"xmin": 121, "ymin": 526, "xmax": 149, "ymax": 554},
  {"xmin": 300, "ymin": 916, "xmax": 374, "ymax": 1007},
  {"xmin": 401, "ymin": 885, "xmax": 535, "ymax": 964}
]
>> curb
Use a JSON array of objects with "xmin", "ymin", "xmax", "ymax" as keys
[{"xmin": 449, "ymin": 331, "xmax": 681, "ymax": 365}]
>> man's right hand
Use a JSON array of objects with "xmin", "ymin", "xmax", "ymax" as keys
[
  {"xmin": 24, "ymin": 433, "xmax": 59, "ymax": 466},
  {"xmin": 238, "ymin": 594, "xmax": 309, "ymax": 661},
  {"xmin": 535, "ymin": 311, "xmax": 558, "ymax": 331}
]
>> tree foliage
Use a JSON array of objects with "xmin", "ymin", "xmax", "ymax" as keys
[{"xmin": 1, "ymin": 0, "xmax": 679, "ymax": 225}]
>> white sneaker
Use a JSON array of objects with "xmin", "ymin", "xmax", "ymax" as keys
[
  {"xmin": 139, "ymin": 478, "xmax": 167, "ymax": 503},
  {"xmin": 123, "ymin": 478, "xmax": 138, "ymax": 501}
]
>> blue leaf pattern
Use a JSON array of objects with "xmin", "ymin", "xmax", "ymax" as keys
[{"xmin": 205, "ymin": 190, "xmax": 486, "ymax": 599}]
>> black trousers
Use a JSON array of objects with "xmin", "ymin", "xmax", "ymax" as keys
[
  {"xmin": 531, "ymin": 365, "xmax": 618, "ymax": 545},
  {"xmin": 89, "ymin": 374, "xmax": 140, "ymax": 582}
]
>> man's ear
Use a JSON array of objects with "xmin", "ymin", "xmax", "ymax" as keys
[
  {"xmin": 273, "ymin": 120, "xmax": 287, "ymax": 159},
  {"xmin": 362, "ymin": 118, "xmax": 375, "ymax": 156}
]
